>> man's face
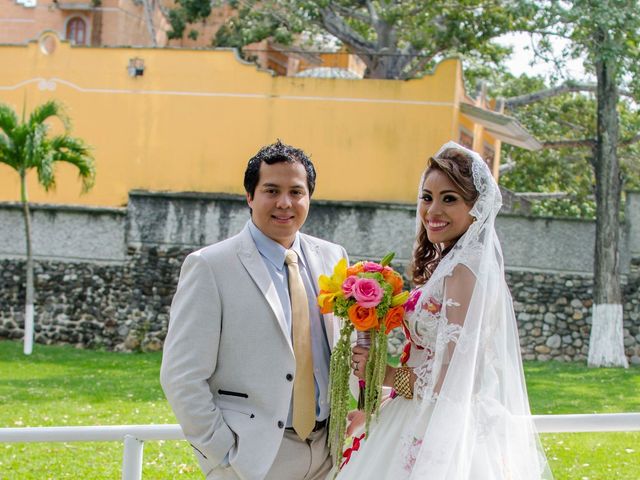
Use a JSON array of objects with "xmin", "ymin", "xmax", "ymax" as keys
[{"xmin": 247, "ymin": 161, "xmax": 310, "ymax": 248}]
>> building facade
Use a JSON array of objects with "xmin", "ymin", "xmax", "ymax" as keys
[{"xmin": 0, "ymin": 33, "xmax": 535, "ymax": 207}]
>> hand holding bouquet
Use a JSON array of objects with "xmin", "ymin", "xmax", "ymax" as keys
[{"xmin": 317, "ymin": 253, "xmax": 409, "ymax": 465}]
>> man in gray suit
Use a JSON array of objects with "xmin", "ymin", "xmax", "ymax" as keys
[{"xmin": 160, "ymin": 141, "xmax": 347, "ymax": 480}]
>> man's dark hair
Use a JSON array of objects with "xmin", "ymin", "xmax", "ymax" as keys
[{"xmin": 244, "ymin": 140, "xmax": 316, "ymax": 198}]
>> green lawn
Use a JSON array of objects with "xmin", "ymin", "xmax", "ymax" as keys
[{"xmin": 0, "ymin": 340, "xmax": 639, "ymax": 479}]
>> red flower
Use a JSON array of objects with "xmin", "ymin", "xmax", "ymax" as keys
[
  {"xmin": 404, "ymin": 289, "xmax": 422, "ymax": 313},
  {"xmin": 341, "ymin": 433, "xmax": 366, "ymax": 469},
  {"xmin": 399, "ymin": 342, "xmax": 412, "ymax": 366}
]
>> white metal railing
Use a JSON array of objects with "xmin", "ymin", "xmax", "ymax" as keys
[
  {"xmin": 0, "ymin": 424, "xmax": 184, "ymax": 480},
  {"xmin": 1, "ymin": 413, "xmax": 639, "ymax": 479}
]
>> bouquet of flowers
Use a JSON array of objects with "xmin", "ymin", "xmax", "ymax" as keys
[{"xmin": 317, "ymin": 253, "xmax": 409, "ymax": 464}]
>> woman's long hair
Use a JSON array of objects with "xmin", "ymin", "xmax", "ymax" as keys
[{"xmin": 411, "ymin": 147, "xmax": 479, "ymax": 285}]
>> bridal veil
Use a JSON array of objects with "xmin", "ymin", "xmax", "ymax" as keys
[{"xmin": 407, "ymin": 141, "xmax": 553, "ymax": 479}]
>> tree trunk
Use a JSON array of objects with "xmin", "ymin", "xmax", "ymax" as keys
[
  {"xmin": 90, "ymin": 6, "xmax": 103, "ymax": 46},
  {"xmin": 142, "ymin": 0, "xmax": 158, "ymax": 47},
  {"xmin": 363, "ymin": 53, "xmax": 410, "ymax": 79},
  {"xmin": 20, "ymin": 172, "xmax": 35, "ymax": 355},
  {"xmin": 587, "ymin": 35, "xmax": 627, "ymax": 368}
]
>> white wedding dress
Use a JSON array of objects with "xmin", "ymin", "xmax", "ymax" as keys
[{"xmin": 336, "ymin": 142, "xmax": 552, "ymax": 480}]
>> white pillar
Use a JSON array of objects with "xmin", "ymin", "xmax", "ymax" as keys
[
  {"xmin": 122, "ymin": 435, "xmax": 144, "ymax": 480},
  {"xmin": 23, "ymin": 304, "xmax": 34, "ymax": 355},
  {"xmin": 588, "ymin": 303, "xmax": 629, "ymax": 368}
]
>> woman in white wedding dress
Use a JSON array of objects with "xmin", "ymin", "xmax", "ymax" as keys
[{"xmin": 335, "ymin": 142, "xmax": 553, "ymax": 480}]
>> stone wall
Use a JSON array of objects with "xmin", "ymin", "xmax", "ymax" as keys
[{"xmin": 1, "ymin": 191, "xmax": 639, "ymax": 363}]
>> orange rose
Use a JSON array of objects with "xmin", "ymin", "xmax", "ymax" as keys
[
  {"xmin": 382, "ymin": 269, "xmax": 404, "ymax": 295},
  {"xmin": 384, "ymin": 306, "xmax": 404, "ymax": 334},
  {"xmin": 346, "ymin": 262, "xmax": 365, "ymax": 277},
  {"xmin": 348, "ymin": 304, "xmax": 379, "ymax": 332}
]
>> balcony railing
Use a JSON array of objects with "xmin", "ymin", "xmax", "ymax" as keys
[{"xmin": 1, "ymin": 413, "xmax": 639, "ymax": 480}]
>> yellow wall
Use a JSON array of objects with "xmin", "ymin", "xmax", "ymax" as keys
[{"xmin": 0, "ymin": 34, "xmax": 497, "ymax": 207}]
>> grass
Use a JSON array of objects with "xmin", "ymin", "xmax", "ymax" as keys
[
  {"xmin": 1, "ymin": 341, "xmax": 639, "ymax": 479},
  {"xmin": 525, "ymin": 362, "xmax": 640, "ymax": 480}
]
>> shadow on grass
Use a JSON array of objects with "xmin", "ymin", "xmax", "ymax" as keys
[
  {"xmin": 0, "ymin": 340, "xmax": 166, "ymax": 403},
  {"xmin": 524, "ymin": 361, "xmax": 640, "ymax": 414}
]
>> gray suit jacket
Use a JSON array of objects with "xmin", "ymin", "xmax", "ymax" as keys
[{"xmin": 160, "ymin": 224, "xmax": 347, "ymax": 480}]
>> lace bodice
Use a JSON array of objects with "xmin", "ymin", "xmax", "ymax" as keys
[{"xmin": 404, "ymin": 283, "xmax": 446, "ymax": 350}]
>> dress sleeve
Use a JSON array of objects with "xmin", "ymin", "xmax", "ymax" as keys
[
  {"xmin": 415, "ymin": 264, "xmax": 476, "ymax": 399},
  {"xmin": 434, "ymin": 264, "xmax": 476, "ymax": 391}
]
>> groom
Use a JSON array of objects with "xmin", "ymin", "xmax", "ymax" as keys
[{"xmin": 160, "ymin": 140, "xmax": 347, "ymax": 480}]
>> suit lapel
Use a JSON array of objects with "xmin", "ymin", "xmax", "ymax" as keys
[
  {"xmin": 236, "ymin": 226, "xmax": 293, "ymax": 352},
  {"xmin": 300, "ymin": 234, "xmax": 337, "ymax": 349}
]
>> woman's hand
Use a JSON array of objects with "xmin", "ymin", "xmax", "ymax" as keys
[
  {"xmin": 351, "ymin": 345, "xmax": 369, "ymax": 380},
  {"xmin": 345, "ymin": 409, "xmax": 366, "ymax": 436}
]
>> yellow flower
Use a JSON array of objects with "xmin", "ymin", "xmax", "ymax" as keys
[
  {"xmin": 391, "ymin": 291, "xmax": 410, "ymax": 307},
  {"xmin": 317, "ymin": 258, "xmax": 348, "ymax": 313}
]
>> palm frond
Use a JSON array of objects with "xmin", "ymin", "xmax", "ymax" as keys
[
  {"xmin": 28, "ymin": 100, "xmax": 69, "ymax": 131},
  {"xmin": 50, "ymin": 135, "xmax": 96, "ymax": 192},
  {"xmin": 36, "ymin": 148, "xmax": 56, "ymax": 191},
  {"xmin": 25, "ymin": 124, "xmax": 48, "ymax": 169},
  {"xmin": 1, "ymin": 101, "xmax": 94, "ymax": 194},
  {"xmin": 0, "ymin": 104, "xmax": 18, "ymax": 135},
  {"xmin": 0, "ymin": 133, "xmax": 19, "ymax": 171}
]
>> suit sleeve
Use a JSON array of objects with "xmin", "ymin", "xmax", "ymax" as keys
[{"xmin": 160, "ymin": 252, "xmax": 235, "ymax": 471}]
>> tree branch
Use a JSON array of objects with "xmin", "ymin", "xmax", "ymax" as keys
[
  {"xmin": 541, "ymin": 133, "xmax": 640, "ymax": 150},
  {"xmin": 499, "ymin": 158, "xmax": 516, "ymax": 174},
  {"xmin": 365, "ymin": 0, "xmax": 378, "ymax": 25},
  {"xmin": 542, "ymin": 138, "xmax": 597, "ymax": 149},
  {"xmin": 556, "ymin": 119, "xmax": 590, "ymax": 133},
  {"xmin": 515, "ymin": 192, "xmax": 570, "ymax": 200},
  {"xmin": 504, "ymin": 81, "xmax": 635, "ymax": 107},
  {"xmin": 331, "ymin": 3, "xmax": 372, "ymax": 25},
  {"xmin": 400, "ymin": 48, "xmax": 438, "ymax": 79},
  {"xmin": 319, "ymin": 7, "xmax": 376, "ymax": 54},
  {"xmin": 620, "ymin": 132, "xmax": 640, "ymax": 147}
]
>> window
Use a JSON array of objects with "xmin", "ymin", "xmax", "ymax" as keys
[
  {"xmin": 66, "ymin": 17, "xmax": 87, "ymax": 46},
  {"xmin": 459, "ymin": 129, "xmax": 474, "ymax": 149},
  {"xmin": 483, "ymin": 144, "xmax": 495, "ymax": 170}
]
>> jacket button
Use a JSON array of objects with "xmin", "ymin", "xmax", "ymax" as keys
[
  {"xmin": 277, "ymin": 421, "xmax": 284, "ymax": 429},
  {"xmin": 286, "ymin": 373, "xmax": 293, "ymax": 381}
]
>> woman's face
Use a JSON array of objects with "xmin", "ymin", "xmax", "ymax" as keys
[{"xmin": 418, "ymin": 169, "xmax": 474, "ymax": 249}]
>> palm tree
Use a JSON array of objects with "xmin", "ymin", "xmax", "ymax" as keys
[{"xmin": 0, "ymin": 100, "xmax": 95, "ymax": 355}]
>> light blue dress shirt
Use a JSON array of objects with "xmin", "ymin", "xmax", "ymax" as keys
[{"xmin": 248, "ymin": 220, "xmax": 331, "ymax": 426}]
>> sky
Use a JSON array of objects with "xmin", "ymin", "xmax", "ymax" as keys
[{"xmin": 497, "ymin": 32, "xmax": 588, "ymax": 80}]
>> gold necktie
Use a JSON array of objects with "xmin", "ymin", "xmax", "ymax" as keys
[{"xmin": 285, "ymin": 249, "xmax": 315, "ymax": 440}]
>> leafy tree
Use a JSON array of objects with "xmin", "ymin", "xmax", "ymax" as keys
[
  {"xmin": 169, "ymin": 0, "xmax": 538, "ymax": 79},
  {"xmin": 501, "ymin": 0, "xmax": 640, "ymax": 367},
  {"xmin": 468, "ymin": 72, "xmax": 597, "ymax": 218},
  {"xmin": 0, "ymin": 101, "xmax": 95, "ymax": 355}
]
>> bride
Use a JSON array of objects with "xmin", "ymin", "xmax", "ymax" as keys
[{"xmin": 335, "ymin": 142, "xmax": 553, "ymax": 479}]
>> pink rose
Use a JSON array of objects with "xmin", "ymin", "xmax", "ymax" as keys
[
  {"xmin": 342, "ymin": 276, "xmax": 358, "ymax": 298},
  {"xmin": 404, "ymin": 289, "xmax": 422, "ymax": 313},
  {"xmin": 352, "ymin": 278, "xmax": 384, "ymax": 308},
  {"xmin": 363, "ymin": 261, "xmax": 384, "ymax": 273}
]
